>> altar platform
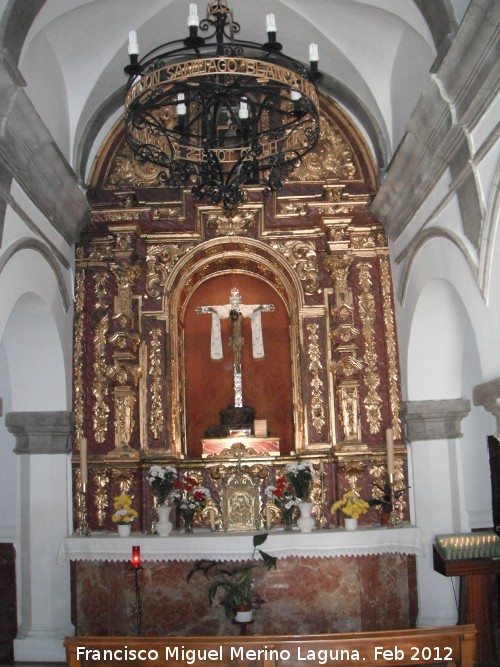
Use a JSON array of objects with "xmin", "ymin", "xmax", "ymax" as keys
[{"xmin": 59, "ymin": 526, "xmax": 423, "ymax": 637}]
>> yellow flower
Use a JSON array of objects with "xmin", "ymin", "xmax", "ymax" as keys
[{"xmin": 331, "ymin": 491, "xmax": 369, "ymax": 519}]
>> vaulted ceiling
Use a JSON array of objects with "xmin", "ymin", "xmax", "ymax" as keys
[{"xmin": 2, "ymin": 0, "xmax": 467, "ymax": 185}]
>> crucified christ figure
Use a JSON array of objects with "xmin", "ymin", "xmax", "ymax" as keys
[{"xmin": 196, "ymin": 288, "xmax": 275, "ymax": 407}]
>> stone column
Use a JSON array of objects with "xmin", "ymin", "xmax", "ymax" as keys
[
  {"xmin": 401, "ymin": 399, "xmax": 470, "ymax": 627},
  {"xmin": 473, "ymin": 378, "xmax": 500, "ymax": 437},
  {"xmin": 5, "ymin": 411, "xmax": 74, "ymax": 662}
]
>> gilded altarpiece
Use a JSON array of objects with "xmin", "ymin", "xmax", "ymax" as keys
[{"xmin": 74, "ymin": 97, "xmax": 407, "ymax": 534}]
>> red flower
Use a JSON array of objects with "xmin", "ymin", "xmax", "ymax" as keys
[
  {"xmin": 193, "ymin": 490, "xmax": 204, "ymax": 501},
  {"xmin": 173, "ymin": 479, "xmax": 183, "ymax": 489}
]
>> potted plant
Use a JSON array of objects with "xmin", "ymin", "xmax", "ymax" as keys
[
  {"xmin": 187, "ymin": 534, "xmax": 277, "ymax": 623},
  {"xmin": 368, "ymin": 482, "xmax": 403, "ymax": 525},
  {"xmin": 111, "ymin": 494, "xmax": 138, "ymax": 536},
  {"xmin": 146, "ymin": 465, "xmax": 177, "ymax": 536},
  {"xmin": 331, "ymin": 490, "xmax": 369, "ymax": 530}
]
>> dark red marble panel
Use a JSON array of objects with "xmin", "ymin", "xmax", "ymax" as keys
[{"xmin": 72, "ymin": 554, "xmax": 416, "ymax": 637}]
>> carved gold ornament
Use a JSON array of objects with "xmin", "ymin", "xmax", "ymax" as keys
[
  {"xmin": 114, "ymin": 392, "xmax": 136, "ymax": 450},
  {"xmin": 271, "ymin": 240, "xmax": 320, "ymax": 294},
  {"xmin": 337, "ymin": 382, "xmax": 361, "ymax": 442},
  {"xmin": 149, "ymin": 328, "xmax": 165, "ymax": 440},
  {"xmin": 108, "ymin": 145, "xmax": 164, "ymax": 188},
  {"xmin": 93, "ymin": 471, "xmax": 110, "ymax": 527},
  {"xmin": 146, "ymin": 244, "xmax": 192, "ymax": 298},
  {"xmin": 306, "ymin": 323, "xmax": 326, "ymax": 433},
  {"xmin": 206, "ymin": 210, "xmax": 257, "ymax": 236},
  {"xmin": 380, "ymin": 257, "xmax": 403, "ymax": 439},
  {"xmin": 92, "ymin": 275, "xmax": 110, "ymax": 444},
  {"xmin": 357, "ymin": 262, "xmax": 382, "ymax": 434},
  {"xmin": 73, "ymin": 269, "xmax": 85, "ymax": 444},
  {"xmin": 292, "ymin": 115, "xmax": 358, "ymax": 182}
]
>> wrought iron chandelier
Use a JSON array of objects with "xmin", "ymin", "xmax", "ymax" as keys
[{"xmin": 124, "ymin": 1, "xmax": 321, "ymax": 210}]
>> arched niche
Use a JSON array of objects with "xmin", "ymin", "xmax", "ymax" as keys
[{"xmin": 165, "ymin": 237, "xmax": 305, "ymax": 457}]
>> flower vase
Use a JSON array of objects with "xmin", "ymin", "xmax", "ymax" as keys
[
  {"xmin": 297, "ymin": 501, "xmax": 315, "ymax": 533},
  {"xmin": 344, "ymin": 517, "xmax": 358, "ymax": 531},
  {"xmin": 155, "ymin": 505, "xmax": 172, "ymax": 537},
  {"xmin": 282, "ymin": 509, "xmax": 294, "ymax": 531},
  {"xmin": 117, "ymin": 523, "xmax": 131, "ymax": 537},
  {"xmin": 182, "ymin": 509, "xmax": 195, "ymax": 533}
]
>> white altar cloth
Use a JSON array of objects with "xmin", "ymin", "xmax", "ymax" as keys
[{"xmin": 57, "ymin": 525, "xmax": 425, "ymax": 565}]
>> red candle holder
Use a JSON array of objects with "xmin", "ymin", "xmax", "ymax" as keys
[{"xmin": 131, "ymin": 545, "xmax": 141, "ymax": 569}]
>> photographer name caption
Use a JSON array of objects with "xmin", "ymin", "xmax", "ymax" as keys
[{"xmin": 75, "ymin": 643, "xmax": 455, "ymax": 664}]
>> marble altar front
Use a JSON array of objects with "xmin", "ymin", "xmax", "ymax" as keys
[{"xmin": 59, "ymin": 527, "xmax": 423, "ymax": 637}]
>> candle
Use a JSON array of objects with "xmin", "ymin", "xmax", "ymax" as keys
[
  {"xmin": 319, "ymin": 459, "xmax": 324, "ymax": 475},
  {"xmin": 239, "ymin": 98, "xmax": 249, "ymax": 120},
  {"xmin": 131, "ymin": 546, "xmax": 141, "ymax": 569},
  {"xmin": 80, "ymin": 437, "xmax": 88, "ymax": 486},
  {"xmin": 128, "ymin": 31, "xmax": 139, "ymax": 56},
  {"xmin": 188, "ymin": 4, "xmax": 199, "ymax": 27},
  {"xmin": 209, "ymin": 508, "xmax": 215, "ymax": 532},
  {"xmin": 266, "ymin": 505, "xmax": 272, "ymax": 531},
  {"xmin": 266, "ymin": 13, "xmax": 277, "ymax": 33},
  {"xmin": 309, "ymin": 43, "xmax": 319, "ymax": 63},
  {"xmin": 386, "ymin": 428, "xmax": 395, "ymax": 477}
]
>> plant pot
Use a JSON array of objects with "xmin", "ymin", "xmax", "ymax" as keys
[
  {"xmin": 155, "ymin": 505, "xmax": 172, "ymax": 537},
  {"xmin": 297, "ymin": 501, "xmax": 315, "ymax": 533},
  {"xmin": 117, "ymin": 523, "xmax": 131, "ymax": 537},
  {"xmin": 234, "ymin": 605, "xmax": 253, "ymax": 623},
  {"xmin": 344, "ymin": 517, "xmax": 358, "ymax": 531}
]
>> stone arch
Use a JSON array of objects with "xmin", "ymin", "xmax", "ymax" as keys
[
  {"xmin": 407, "ymin": 278, "xmax": 471, "ymax": 400},
  {"xmin": 0, "ymin": 238, "xmax": 71, "ymax": 314}
]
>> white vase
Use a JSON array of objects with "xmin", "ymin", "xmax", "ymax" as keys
[
  {"xmin": 155, "ymin": 505, "xmax": 173, "ymax": 537},
  {"xmin": 117, "ymin": 523, "xmax": 131, "ymax": 537},
  {"xmin": 344, "ymin": 517, "xmax": 358, "ymax": 531},
  {"xmin": 297, "ymin": 501, "xmax": 315, "ymax": 532}
]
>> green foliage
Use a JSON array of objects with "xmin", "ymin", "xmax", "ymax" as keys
[{"xmin": 186, "ymin": 533, "xmax": 277, "ymax": 619}]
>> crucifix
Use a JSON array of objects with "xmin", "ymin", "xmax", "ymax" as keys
[{"xmin": 196, "ymin": 288, "xmax": 275, "ymax": 408}]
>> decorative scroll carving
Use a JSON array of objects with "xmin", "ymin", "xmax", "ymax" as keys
[
  {"xmin": 293, "ymin": 115, "xmax": 358, "ymax": 182},
  {"xmin": 92, "ymin": 275, "xmax": 110, "ymax": 444},
  {"xmin": 380, "ymin": 257, "xmax": 403, "ymax": 439},
  {"xmin": 73, "ymin": 269, "xmax": 85, "ymax": 445},
  {"xmin": 306, "ymin": 323, "xmax": 326, "ymax": 433},
  {"xmin": 271, "ymin": 240, "xmax": 320, "ymax": 294},
  {"xmin": 146, "ymin": 244, "xmax": 192, "ymax": 298},
  {"xmin": 149, "ymin": 328, "xmax": 164, "ymax": 440},
  {"xmin": 358, "ymin": 262, "xmax": 382, "ymax": 434},
  {"xmin": 206, "ymin": 210, "xmax": 257, "ymax": 236},
  {"xmin": 93, "ymin": 471, "xmax": 110, "ymax": 527}
]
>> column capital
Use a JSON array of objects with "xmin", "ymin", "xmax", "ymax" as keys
[
  {"xmin": 5, "ymin": 411, "xmax": 73, "ymax": 454},
  {"xmin": 400, "ymin": 399, "xmax": 470, "ymax": 442},
  {"xmin": 473, "ymin": 377, "xmax": 500, "ymax": 435}
]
